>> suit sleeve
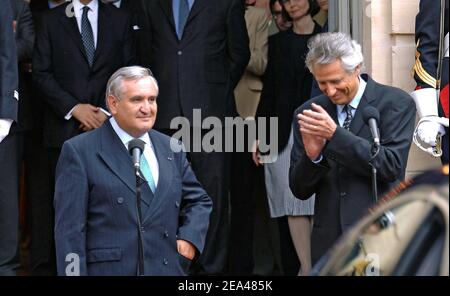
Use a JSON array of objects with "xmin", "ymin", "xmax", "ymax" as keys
[
  {"xmin": 32, "ymin": 15, "xmax": 80, "ymax": 118},
  {"xmin": 289, "ymin": 108, "xmax": 330, "ymax": 200},
  {"xmin": 226, "ymin": 0, "xmax": 251, "ymax": 89},
  {"xmin": 15, "ymin": 1, "xmax": 34, "ymax": 62},
  {"xmin": 0, "ymin": 2, "xmax": 18, "ymax": 121},
  {"xmin": 54, "ymin": 142, "xmax": 89, "ymax": 276},
  {"xmin": 177, "ymin": 149, "xmax": 212, "ymax": 255},
  {"xmin": 413, "ymin": 0, "xmax": 439, "ymax": 89},
  {"xmin": 246, "ymin": 10, "xmax": 269, "ymax": 77}
]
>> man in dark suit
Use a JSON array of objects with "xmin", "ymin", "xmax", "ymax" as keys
[
  {"xmin": 0, "ymin": 0, "xmax": 19, "ymax": 276},
  {"xmin": 25, "ymin": 0, "xmax": 65, "ymax": 276},
  {"xmin": 139, "ymin": 0, "xmax": 250, "ymax": 274},
  {"xmin": 54, "ymin": 66, "xmax": 212, "ymax": 276},
  {"xmin": 32, "ymin": 0, "xmax": 134, "ymax": 274},
  {"xmin": 289, "ymin": 32, "xmax": 416, "ymax": 265}
]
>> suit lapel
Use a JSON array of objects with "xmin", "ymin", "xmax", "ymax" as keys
[
  {"xmin": 143, "ymin": 130, "xmax": 174, "ymax": 224},
  {"xmin": 186, "ymin": 0, "xmax": 208, "ymax": 25},
  {"xmin": 58, "ymin": 3, "xmax": 89, "ymax": 64},
  {"xmin": 350, "ymin": 76, "xmax": 377, "ymax": 135},
  {"xmin": 93, "ymin": 2, "xmax": 109, "ymax": 69},
  {"xmin": 97, "ymin": 121, "xmax": 137, "ymax": 195},
  {"xmin": 158, "ymin": 0, "xmax": 176, "ymax": 33}
]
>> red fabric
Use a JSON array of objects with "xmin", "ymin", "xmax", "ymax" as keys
[{"xmin": 441, "ymin": 84, "xmax": 449, "ymax": 118}]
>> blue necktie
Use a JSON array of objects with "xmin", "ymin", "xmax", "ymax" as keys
[
  {"xmin": 342, "ymin": 105, "xmax": 354, "ymax": 130},
  {"xmin": 178, "ymin": 0, "xmax": 189, "ymax": 40},
  {"xmin": 81, "ymin": 6, "xmax": 95, "ymax": 67},
  {"xmin": 140, "ymin": 154, "xmax": 156, "ymax": 193}
]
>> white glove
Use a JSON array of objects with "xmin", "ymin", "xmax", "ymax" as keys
[
  {"xmin": 0, "ymin": 119, "xmax": 13, "ymax": 144},
  {"xmin": 416, "ymin": 119, "xmax": 446, "ymax": 146}
]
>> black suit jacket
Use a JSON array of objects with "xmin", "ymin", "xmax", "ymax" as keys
[
  {"xmin": 10, "ymin": 0, "xmax": 34, "ymax": 133},
  {"xmin": 139, "ymin": 0, "xmax": 250, "ymax": 129},
  {"xmin": 32, "ymin": 1, "xmax": 135, "ymax": 147},
  {"xmin": 289, "ymin": 75, "xmax": 416, "ymax": 264},
  {"xmin": 0, "ymin": 0, "xmax": 18, "ymax": 122}
]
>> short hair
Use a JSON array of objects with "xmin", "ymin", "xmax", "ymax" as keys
[
  {"xmin": 279, "ymin": 0, "xmax": 318, "ymax": 21},
  {"xmin": 105, "ymin": 66, "xmax": 159, "ymax": 103},
  {"xmin": 305, "ymin": 32, "xmax": 364, "ymax": 74}
]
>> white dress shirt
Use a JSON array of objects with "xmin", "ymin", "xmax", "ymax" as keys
[
  {"xmin": 110, "ymin": 117, "xmax": 159, "ymax": 187},
  {"xmin": 72, "ymin": 0, "xmax": 98, "ymax": 48}
]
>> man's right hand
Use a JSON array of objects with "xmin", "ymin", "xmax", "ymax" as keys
[
  {"xmin": 72, "ymin": 104, "xmax": 103, "ymax": 131},
  {"xmin": 297, "ymin": 113, "xmax": 326, "ymax": 161}
]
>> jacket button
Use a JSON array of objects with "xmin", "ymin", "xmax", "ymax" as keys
[
  {"xmin": 175, "ymin": 201, "xmax": 180, "ymax": 208},
  {"xmin": 164, "ymin": 230, "xmax": 169, "ymax": 238},
  {"xmin": 117, "ymin": 197, "xmax": 124, "ymax": 204},
  {"xmin": 340, "ymin": 192, "xmax": 347, "ymax": 197},
  {"xmin": 163, "ymin": 258, "xmax": 168, "ymax": 265},
  {"xmin": 177, "ymin": 50, "xmax": 182, "ymax": 56}
]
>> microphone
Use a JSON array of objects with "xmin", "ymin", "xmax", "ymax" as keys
[
  {"xmin": 128, "ymin": 139, "xmax": 146, "ymax": 169},
  {"xmin": 362, "ymin": 106, "xmax": 381, "ymax": 147}
]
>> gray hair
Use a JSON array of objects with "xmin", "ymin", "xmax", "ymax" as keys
[
  {"xmin": 105, "ymin": 66, "xmax": 159, "ymax": 103},
  {"xmin": 305, "ymin": 32, "xmax": 364, "ymax": 74}
]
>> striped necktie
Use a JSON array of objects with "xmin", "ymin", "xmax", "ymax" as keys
[
  {"xmin": 342, "ymin": 105, "xmax": 353, "ymax": 130},
  {"xmin": 81, "ymin": 6, "xmax": 95, "ymax": 67}
]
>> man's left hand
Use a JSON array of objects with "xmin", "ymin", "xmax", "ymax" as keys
[
  {"xmin": 298, "ymin": 103, "xmax": 337, "ymax": 140},
  {"xmin": 177, "ymin": 239, "xmax": 196, "ymax": 260}
]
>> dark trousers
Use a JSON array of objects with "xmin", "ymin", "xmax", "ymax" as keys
[
  {"xmin": 159, "ymin": 128, "xmax": 230, "ymax": 275},
  {"xmin": 228, "ymin": 151, "xmax": 257, "ymax": 275},
  {"xmin": 0, "ymin": 132, "xmax": 21, "ymax": 275},
  {"xmin": 25, "ymin": 133, "xmax": 57, "ymax": 276}
]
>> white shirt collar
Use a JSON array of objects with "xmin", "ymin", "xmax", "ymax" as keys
[
  {"xmin": 336, "ymin": 76, "xmax": 367, "ymax": 113},
  {"xmin": 109, "ymin": 117, "xmax": 151, "ymax": 150},
  {"xmin": 73, "ymin": 0, "xmax": 99, "ymax": 15}
]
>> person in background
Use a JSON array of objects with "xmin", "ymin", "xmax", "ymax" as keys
[
  {"xmin": 411, "ymin": 0, "xmax": 449, "ymax": 164},
  {"xmin": 139, "ymin": 0, "xmax": 250, "ymax": 275},
  {"xmin": 269, "ymin": 0, "xmax": 292, "ymax": 35},
  {"xmin": 32, "ymin": 0, "xmax": 135, "ymax": 274},
  {"xmin": 254, "ymin": 0, "xmax": 321, "ymax": 276},
  {"xmin": 229, "ymin": 0, "xmax": 269, "ymax": 275},
  {"xmin": 0, "ymin": 0, "xmax": 19, "ymax": 276},
  {"xmin": 312, "ymin": 0, "xmax": 327, "ymax": 30}
]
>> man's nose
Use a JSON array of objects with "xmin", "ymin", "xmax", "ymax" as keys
[
  {"xmin": 140, "ymin": 101, "xmax": 152, "ymax": 113},
  {"xmin": 325, "ymin": 85, "xmax": 337, "ymax": 97}
]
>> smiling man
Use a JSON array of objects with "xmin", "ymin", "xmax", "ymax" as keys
[
  {"xmin": 54, "ymin": 66, "xmax": 212, "ymax": 276},
  {"xmin": 289, "ymin": 32, "xmax": 416, "ymax": 265}
]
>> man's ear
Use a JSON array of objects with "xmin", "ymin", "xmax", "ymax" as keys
[
  {"xmin": 107, "ymin": 95, "xmax": 118, "ymax": 115},
  {"xmin": 354, "ymin": 64, "xmax": 361, "ymax": 76}
]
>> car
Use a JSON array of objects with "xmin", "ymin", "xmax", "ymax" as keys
[{"xmin": 311, "ymin": 165, "xmax": 449, "ymax": 276}]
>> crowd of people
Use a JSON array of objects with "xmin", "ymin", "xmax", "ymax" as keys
[{"xmin": 0, "ymin": 0, "xmax": 447, "ymax": 276}]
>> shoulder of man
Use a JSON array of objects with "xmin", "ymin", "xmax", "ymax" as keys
[{"xmin": 367, "ymin": 77, "xmax": 415, "ymax": 108}]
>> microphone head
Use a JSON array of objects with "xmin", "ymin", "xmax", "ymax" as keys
[
  {"xmin": 128, "ymin": 138, "xmax": 145, "ymax": 155},
  {"xmin": 362, "ymin": 106, "xmax": 380, "ymax": 124}
]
